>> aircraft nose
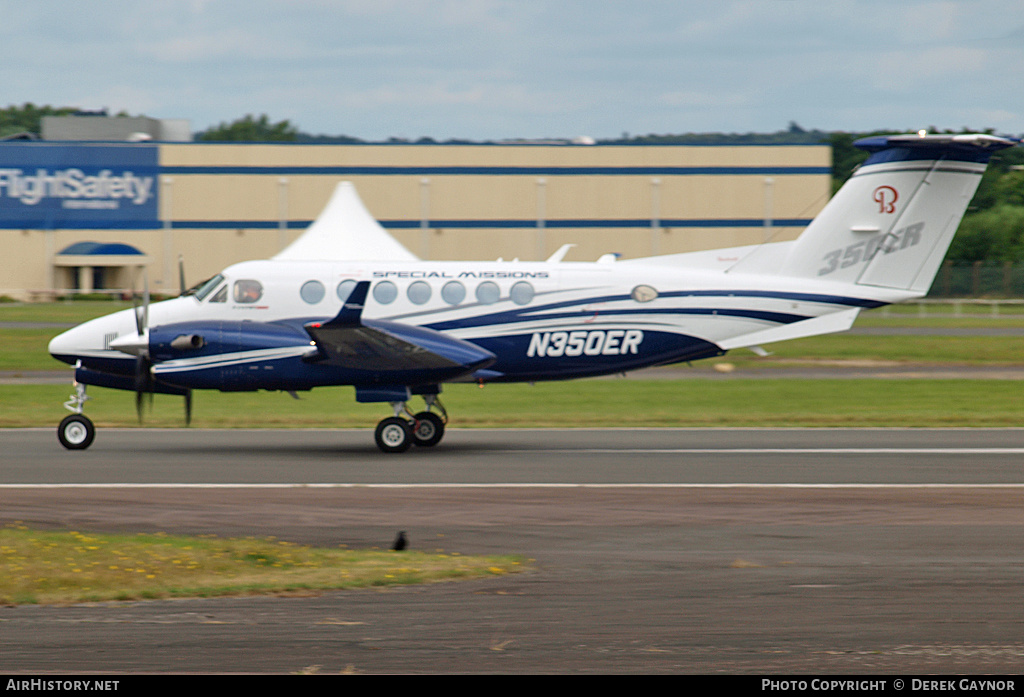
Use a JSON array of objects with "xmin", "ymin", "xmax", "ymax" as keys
[
  {"xmin": 48, "ymin": 324, "xmax": 99, "ymax": 366},
  {"xmin": 48, "ymin": 327, "xmax": 81, "ymax": 365},
  {"xmin": 48, "ymin": 310, "xmax": 132, "ymax": 366}
]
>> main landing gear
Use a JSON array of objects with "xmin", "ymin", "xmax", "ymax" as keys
[
  {"xmin": 373, "ymin": 394, "xmax": 448, "ymax": 454},
  {"xmin": 58, "ymin": 381, "xmax": 95, "ymax": 450}
]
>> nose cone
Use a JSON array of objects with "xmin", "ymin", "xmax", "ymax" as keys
[
  {"xmin": 48, "ymin": 308, "xmax": 137, "ymax": 366},
  {"xmin": 49, "ymin": 325, "xmax": 86, "ymax": 365}
]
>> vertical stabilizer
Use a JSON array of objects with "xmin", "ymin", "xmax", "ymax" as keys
[
  {"xmin": 773, "ymin": 134, "xmax": 1016, "ymax": 293},
  {"xmin": 273, "ymin": 182, "xmax": 419, "ymax": 262}
]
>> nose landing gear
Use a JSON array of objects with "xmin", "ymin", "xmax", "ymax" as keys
[{"xmin": 58, "ymin": 380, "xmax": 95, "ymax": 450}]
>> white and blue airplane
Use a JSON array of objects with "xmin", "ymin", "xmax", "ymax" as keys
[{"xmin": 49, "ymin": 133, "xmax": 1017, "ymax": 452}]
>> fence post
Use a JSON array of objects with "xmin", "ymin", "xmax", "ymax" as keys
[{"xmin": 941, "ymin": 260, "xmax": 953, "ymax": 297}]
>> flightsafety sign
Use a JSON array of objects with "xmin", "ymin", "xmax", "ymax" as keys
[{"xmin": 0, "ymin": 143, "xmax": 159, "ymax": 229}]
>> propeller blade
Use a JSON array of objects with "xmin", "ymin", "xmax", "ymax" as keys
[
  {"xmin": 132, "ymin": 267, "xmax": 150, "ymax": 337},
  {"xmin": 142, "ymin": 271, "xmax": 149, "ymax": 334},
  {"xmin": 133, "ymin": 354, "xmax": 154, "ymax": 424},
  {"xmin": 135, "ymin": 383, "xmax": 145, "ymax": 423},
  {"xmin": 184, "ymin": 390, "xmax": 192, "ymax": 426},
  {"xmin": 178, "ymin": 255, "xmax": 187, "ymax": 297},
  {"xmin": 133, "ymin": 296, "xmax": 145, "ymax": 336},
  {"xmin": 129, "ymin": 268, "xmax": 155, "ymax": 425}
]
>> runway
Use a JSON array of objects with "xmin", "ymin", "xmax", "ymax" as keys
[{"xmin": 2, "ymin": 428, "xmax": 1024, "ymax": 674}]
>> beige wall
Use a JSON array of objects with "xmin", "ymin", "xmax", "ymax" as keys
[{"xmin": 1, "ymin": 142, "xmax": 830, "ymax": 300}]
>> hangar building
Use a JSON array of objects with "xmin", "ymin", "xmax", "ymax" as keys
[{"xmin": 0, "ymin": 138, "xmax": 831, "ymax": 299}]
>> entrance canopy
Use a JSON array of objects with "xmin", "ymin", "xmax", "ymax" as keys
[{"xmin": 54, "ymin": 241, "xmax": 150, "ymax": 268}]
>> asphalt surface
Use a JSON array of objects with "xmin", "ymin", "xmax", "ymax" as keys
[{"xmin": 2, "ymin": 428, "xmax": 1024, "ymax": 674}]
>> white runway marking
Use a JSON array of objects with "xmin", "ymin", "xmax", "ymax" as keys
[
  {"xmin": 4, "ymin": 483, "xmax": 1024, "ymax": 489},
  {"xmin": 512, "ymin": 448, "xmax": 1024, "ymax": 455}
]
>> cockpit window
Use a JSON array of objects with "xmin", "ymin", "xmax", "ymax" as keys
[
  {"xmin": 233, "ymin": 279, "xmax": 263, "ymax": 304},
  {"xmin": 194, "ymin": 274, "xmax": 225, "ymax": 301},
  {"xmin": 210, "ymin": 285, "xmax": 228, "ymax": 303}
]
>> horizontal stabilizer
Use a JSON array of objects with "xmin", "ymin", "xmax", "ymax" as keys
[{"xmin": 717, "ymin": 308, "xmax": 860, "ymax": 350}]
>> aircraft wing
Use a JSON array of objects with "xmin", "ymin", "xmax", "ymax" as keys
[{"xmin": 303, "ymin": 282, "xmax": 495, "ymax": 374}]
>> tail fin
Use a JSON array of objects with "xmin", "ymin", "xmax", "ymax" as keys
[{"xmin": 772, "ymin": 133, "xmax": 1016, "ymax": 293}]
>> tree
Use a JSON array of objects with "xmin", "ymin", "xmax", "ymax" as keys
[
  {"xmin": 197, "ymin": 114, "xmax": 298, "ymax": 142},
  {"xmin": 0, "ymin": 103, "xmax": 77, "ymax": 138}
]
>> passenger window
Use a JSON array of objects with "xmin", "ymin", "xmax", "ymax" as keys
[
  {"xmin": 336, "ymin": 279, "xmax": 357, "ymax": 302},
  {"xmin": 373, "ymin": 280, "xmax": 398, "ymax": 304},
  {"xmin": 510, "ymin": 281, "xmax": 534, "ymax": 305},
  {"xmin": 476, "ymin": 281, "xmax": 500, "ymax": 305},
  {"xmin": 233, "ymin": 279, "xmax": 263, "ymax": 304},
  {"xmin": 300, "ymin": 280, "xmax": 326, "ymax": 304},
  {"xmin": 441, "ymin": 281, "xmax": 466, "ymax": 305},
  {"xmin": 210, "ymin": 285, "xmax": 228, "ymax": 303},
  {"xmin": 407, "ymin": 281, "xmax": 431, "ymax": 305}
]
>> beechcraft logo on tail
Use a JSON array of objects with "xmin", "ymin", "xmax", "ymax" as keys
[{"xmin": 873, "ymin": 185, "xmax": 898, "ymax": 213}]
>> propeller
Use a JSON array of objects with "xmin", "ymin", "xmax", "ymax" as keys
[
  {"xmin": 131, "ymin": 269, "xmax": 154, "ymax": 423},
  {"xmin": 118, "ymin": 266, "xmax": 198, "ymax": 427}
]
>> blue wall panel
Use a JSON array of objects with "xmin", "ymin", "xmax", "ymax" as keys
[{"xmin": 0, "ymin": 143, "xmax": 159, "ymax": 229}]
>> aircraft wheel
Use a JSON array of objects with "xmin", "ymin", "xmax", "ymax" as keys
[
  {"xmin": 58, "ymin": 414, "xmax": 95, "ymax": 450},
  {"xmin": 375, "ymin": 417, "xmax": 413, "ymax": 453},
  {"xmin": 411, "ymin": 412, "xmax": 445, "ymax": 447}
]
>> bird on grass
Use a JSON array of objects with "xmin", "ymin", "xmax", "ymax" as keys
[{"xmin": 392, "ymin": 531, "xmax": 408, "ymax": 551}]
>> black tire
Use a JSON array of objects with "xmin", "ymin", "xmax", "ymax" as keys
[
  {"xmin": 411, "ymin": 411, "xmax": 445, "ymax": 447},
  {"xmin": 58, "ymin": 414, "xmax": 95, "ymax": 450},
  {"xmin": 375, "ymin": 417, "xmax": 413, "ymax": 453}
]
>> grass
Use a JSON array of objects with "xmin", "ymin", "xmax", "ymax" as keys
[
  {"xmin": 0, "ymin": 300, "xmax": 133, "ymax": 324},
  {"xmin": 3, "ymin": 379, "xmax": 1022, "ymax": 429},
  {"xmin": 714, "ymin": 334, "xmax": 1024, "ymax": 368},
  {"xmin": 0, "ymin": 524, "xmax": 525, "ymax": 606}
]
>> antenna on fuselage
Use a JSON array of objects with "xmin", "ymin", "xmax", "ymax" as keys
[{"xmin": 178, "ymin": 255, "xmax": 187, "ymax": 296}]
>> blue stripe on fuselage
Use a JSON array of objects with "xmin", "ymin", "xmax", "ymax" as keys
[{"xmin": 421, "ymin": 290, "xmax": 882, "ymax": 333}]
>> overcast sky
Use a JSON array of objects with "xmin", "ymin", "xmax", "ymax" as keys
[{"xmin": 2, "ymin": 0, "xmax": 1022, "ymax": 141}]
